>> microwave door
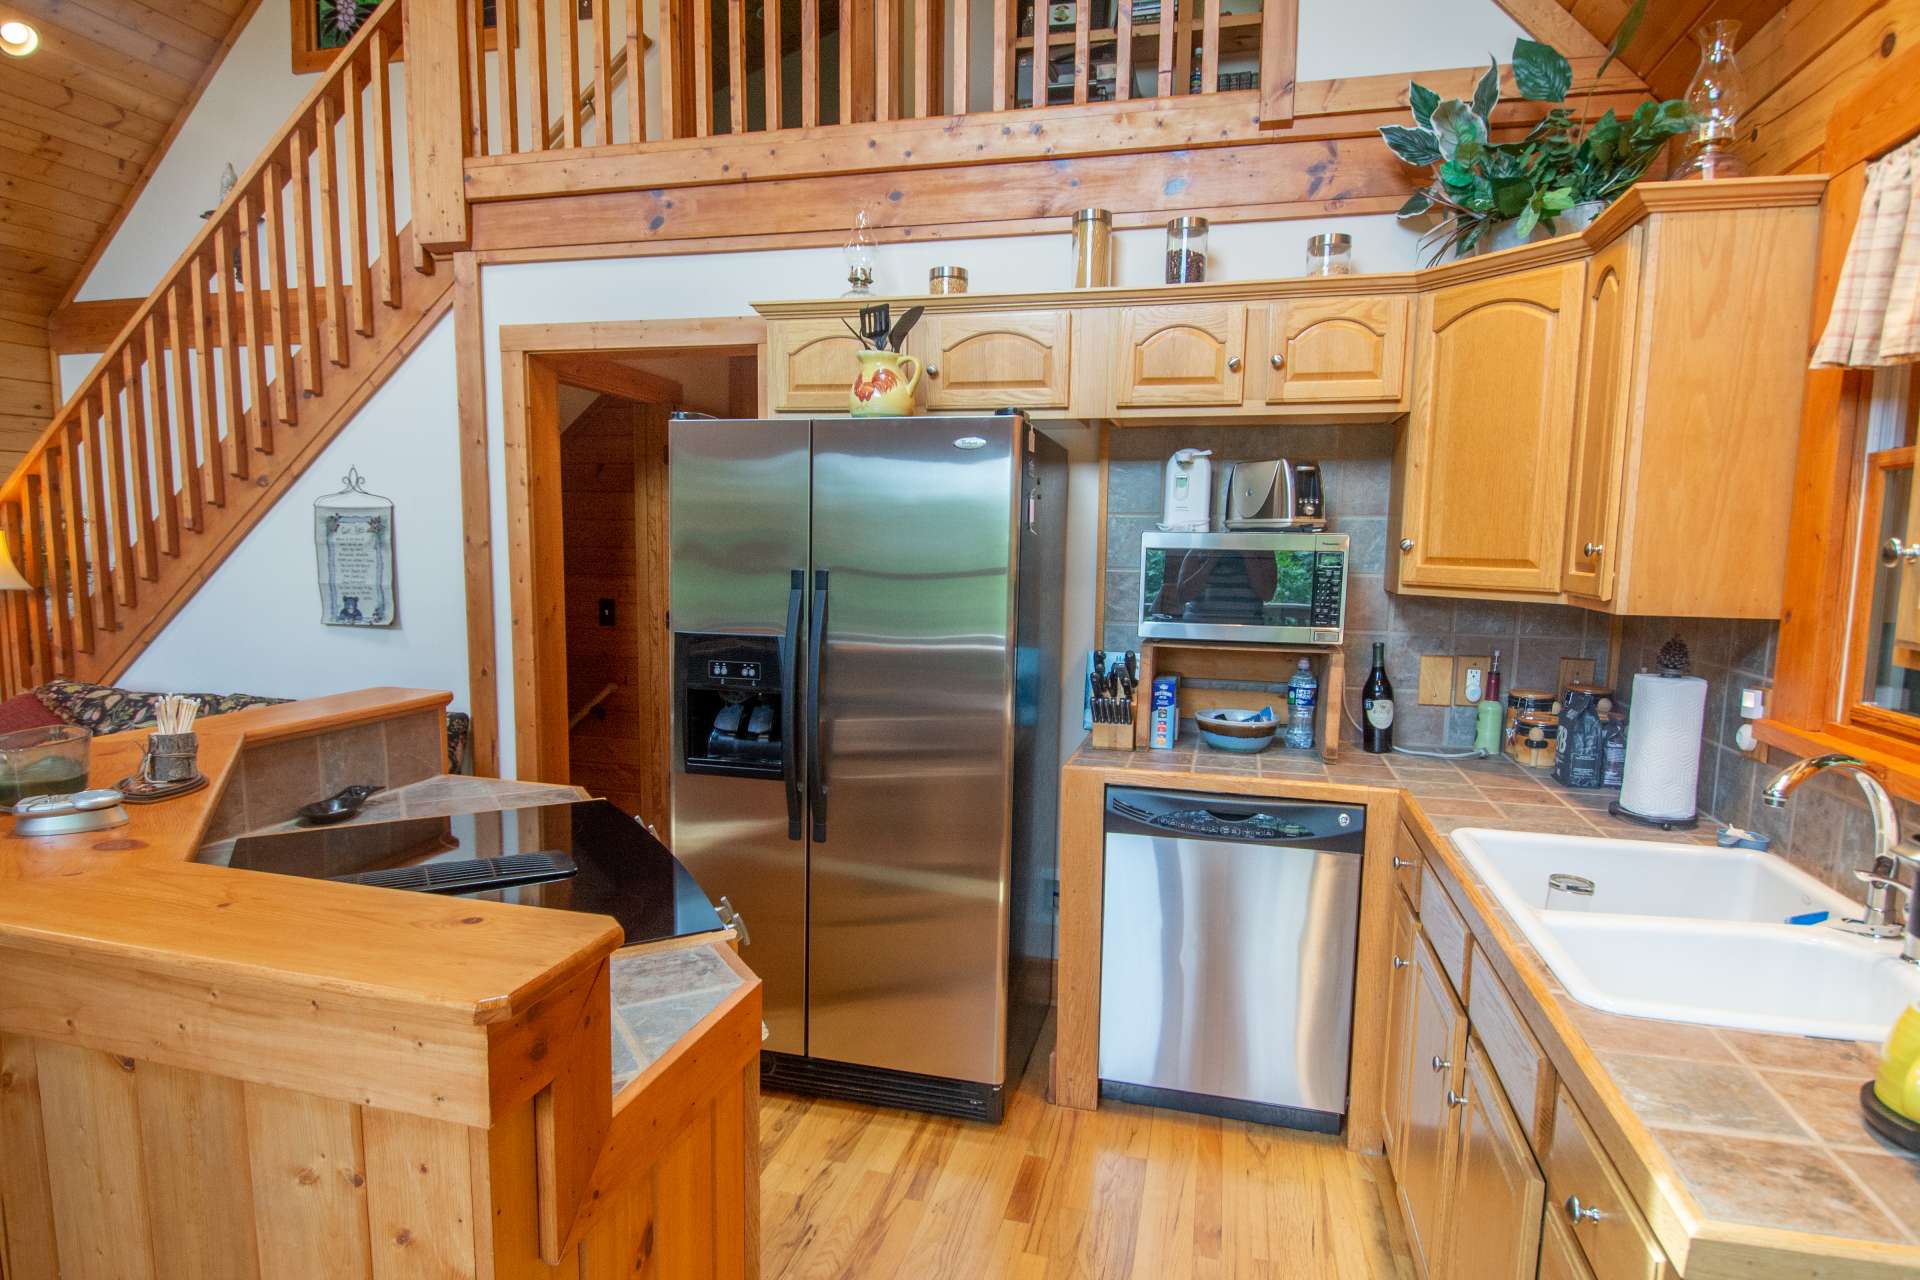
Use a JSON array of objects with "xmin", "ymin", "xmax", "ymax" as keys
[{"xmin": 666, "ymin": 416, "xmax": 812, "ymax": 1056}]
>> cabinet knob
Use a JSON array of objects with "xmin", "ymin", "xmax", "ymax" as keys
[
  {"xmin": 1391, "ymin": 855, "xmax": 1411, "ymax": 870},
  {"xmin": 1391, "ymin": 955, "xmax": 1408, "ymax": 970},
  {"xmin": 1565, "ymin": 1196, "xmax": 1604, "ymax": 1225},
  {"xmin": 1226, "ymin": 355, "xmax": 1243, "ymax": 373},
  {"xmin": 1883, "ymin": 537, "xmax": 1920, "ymax": 568},
  {"xmin": 1446, "ymin": 1089, "xmax": 1467, "ymax": 1108},
  {"xmin": 927, "ymin": 364, "xmax": 940, "ymax": 378},
  {"xmin": 1430, "ymin": 1054, "xmax": 1451, "ymax": 1073},
  {"xmin": 1583, "ymin": 541, "xmax": 1605, "ymax": 559},
  {"xmin": 1400, "ymin": 538, "xmax": 1416, "ymax": 553},
  {"xmin": 1270, "ymin": 353, "xmax": 1285, "ymax": 370}
]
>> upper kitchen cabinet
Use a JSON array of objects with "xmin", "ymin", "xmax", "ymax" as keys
[
  {"xmin": 770, "ymin": 318, "xmax": 866, "ymax": 411},
  {"xmin": 1113, "ymin": 303, "xmax": 1249, "ymax": 408},
  {"xmin": 1260, "ymin": 296, "xmax": 1410, "ymax": 405},
  {"xmin": 1391, "ymin": 261, "xmax": 1587, "ymax": 596},
  {"xmin": 915, "ymin": 310, "xmax": 1072, "ymax": 410},
  {"xmin": 1561, "ymin": 205, "xmax": 1817, "ymax": 617}
]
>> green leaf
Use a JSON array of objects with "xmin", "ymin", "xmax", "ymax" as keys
[
  {"xmin": 1492, "ymin": 175, "xmax": 1534, "ymax": 218},
  {"xmin": 1409, "ymin": 81, "xmax": 1440, "ymax": 129},
  {"xmin": 1598, "ymin": 0, "xmax": 1649, "ymax": 78},
  {"xmin": 1430, "ymin": 99, "xmax": 1489, "ymax": 161},
  {"xmin": 1380, "ymin": 124, "xmax": 1443, "ymax": 167},
  {"xmin": 1397, "ymin": 190, "xmax": 1434, "ymax": 218},
  {"xmin": 1472, "ymin": 57, "xmax": 1501, "ymax": 120},
  {"xmin": 1440, "ymin": 159, "xmax": 1477, "ymax": 189},
  {"xmin": 1540, "ymin": 186, "xmax": 1576, "ymax": 212},
  {"xmin": 1514, "ymin": 203, "xmax": 1541, "ymax": 240},
  {"xmin": 1511, "ymin": 38, "xmax": 1573, "ymax": 103}
]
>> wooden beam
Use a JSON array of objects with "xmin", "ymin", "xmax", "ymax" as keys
[
  {"xmin": 404, "ymin": 0, "xmax": 474, "ymax": 251},
  {"xmin": 462, "ymin": 58, "xmax": 1648, "ymax": 201},
  {"xmin": 452, "ymin": 253, "xmax": 500, "ymax": 777},
  {"xmin": 1491, "ymin": 0, "xmax": 1612, "ymax": 60},
  {"xmin": 543, "ymin": 354, "xmax": 684, "ymax": 404}
]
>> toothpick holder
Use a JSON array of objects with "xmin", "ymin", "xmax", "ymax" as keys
[{"xmin": 142, "ymin": 732, "xmax": 199, "ymax": 784}]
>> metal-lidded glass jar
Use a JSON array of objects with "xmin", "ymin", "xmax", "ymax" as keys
[
  {"xmin": 929, "ymin": 266, "xmax": 969, "ymax": 295},
  {"xmin": 1165, "ymin": 216, "xmax": 1208, "ymax": 283},
  {"xmin": 1306, "ymin": 232, "xmax": 1353, "ymax": 276},
  {"xmin": 1071, "ymin": 208, "xmax": 1114, "ymax": 288}
]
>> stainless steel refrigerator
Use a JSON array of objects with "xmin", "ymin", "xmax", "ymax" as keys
[{"xmin": 667, "ymin": 412, "xmax": 1064, "ymax": 1121}]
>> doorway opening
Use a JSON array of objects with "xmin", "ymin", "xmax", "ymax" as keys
[{"xmin": 503, "ymin": 321, "xmax": 766, "ymax": 837}]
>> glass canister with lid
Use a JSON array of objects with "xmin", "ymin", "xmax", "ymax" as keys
[
  {"xmin": 1165, "ymin": 216, "xmax": 1209, "ymax": 283},
  {"xmin": 1071, "ymin": 208, "xmax": 1114, "ymax": 287},
  {"xmin": 1306, "ymin": 232, "xmax": 1353, "ymax": 276}
]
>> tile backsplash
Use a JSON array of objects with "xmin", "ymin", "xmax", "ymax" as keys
[{"xmin": 1102, "ymin": 425, "xmax": 1609, "ymax": 748}]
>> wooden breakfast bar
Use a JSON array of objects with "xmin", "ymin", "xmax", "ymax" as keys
[{"xmin": 0, "ymin": 689, "xmax": 761, "ymax": 1279}]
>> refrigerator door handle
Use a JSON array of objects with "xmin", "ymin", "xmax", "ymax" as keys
[
  {"xmin": 781, "ymin": 569, "xmax": 804, "ymax": 841},
  {"xmin": 808, "ymin": 568, "xmax": 829, "ymax": 842}
]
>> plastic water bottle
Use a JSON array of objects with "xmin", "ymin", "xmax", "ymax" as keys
[{"xmin": 1285, "ymin": 659, "xmax": 1317, "ymax": 750}]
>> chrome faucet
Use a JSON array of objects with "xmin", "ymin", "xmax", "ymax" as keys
[{"xmin": 1762, "ymin": 753, "xmax": 1919, "ymax": 963}]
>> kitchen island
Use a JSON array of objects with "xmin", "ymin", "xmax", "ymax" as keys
[
  {"xmin": 1056, "ymin": 739, "xmax": 1920, "ymax": 1280},
  {"xmin": 0, "ymin": 688, "xmax": 761, "ymax": 1279}
]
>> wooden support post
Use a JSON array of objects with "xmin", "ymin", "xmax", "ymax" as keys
[
  {"xmin": 404, "ymin": 0, "xmax": 474, "ymax": 252},
  {"xmin": 1258, "ymin": 0, "xmax": 1296, "ymax": 125},
  {"xmin": 452, "ymin": 255, "xmax": 501, "ymax": 777}
]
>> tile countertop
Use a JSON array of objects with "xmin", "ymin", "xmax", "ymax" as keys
[
  {"xmin": 608, "ymin": 943, "xmax": 747, "ymax": 1095},
  {"xmin": 1065, "ymin": 737, "xmax": 1920, "ymax": 1271}
]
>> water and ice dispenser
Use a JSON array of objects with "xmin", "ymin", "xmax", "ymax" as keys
[{"xmin": 675, "ymin": 633, "xmax": 786, "ymax": 778}]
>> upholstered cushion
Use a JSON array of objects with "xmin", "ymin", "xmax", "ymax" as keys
[
  {"xmin": 32, "ymin": 681, "xmax": 291, "ymax": 736},
  {"xmin": 0, "ymin": 692, "xmax": 65, "ymax": 735}
]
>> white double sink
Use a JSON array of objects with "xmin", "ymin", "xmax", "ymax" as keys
[{"xmin": 1452, "ymin": 829, "xmax": 1920, "ymax": 1042}]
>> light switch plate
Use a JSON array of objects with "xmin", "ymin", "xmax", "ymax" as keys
[
  {"xmin": 1558, "ymin": 657, "xmax": 1597, "ymax": 692},
  {"xmin": 1455, "ymin": 655, "xmax": 1490, "ymax": 706},
  {"xmin": 1418, "ymin": 655, "xmax": 1455, "ymax": 706}
]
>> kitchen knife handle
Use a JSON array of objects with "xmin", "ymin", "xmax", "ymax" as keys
[
  {"xmin": 808, "ymin": 569, "xmax": 829, "ymax": 842},
  {"xmin": 781, "ymin": 569, "xmax": 804, "ymax": 842}
]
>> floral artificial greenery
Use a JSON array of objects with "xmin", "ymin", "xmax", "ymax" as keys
[
  {"xmin": 1381, "ymin": 32, "xmax": 1694, "ymax": 263},
  {"xmin": 317, "ymin": 0, "xmax": 379, "ymax": 48}
]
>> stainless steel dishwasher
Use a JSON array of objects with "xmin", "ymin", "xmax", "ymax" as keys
[{"xmin": 1098, "ymin": 786, "xmax": 1365, "ymax": 1131}]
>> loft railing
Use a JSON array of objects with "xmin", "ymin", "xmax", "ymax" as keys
[
  {"xmin": 0, "ymin": 0, "xmax": 425, "ymax": 696},
  {"xmin": 451, "ymin": 0, "xmax": 1294, "ymax": 152}
]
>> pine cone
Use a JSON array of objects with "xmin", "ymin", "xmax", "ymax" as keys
[{"xmin": 1656, "ymin": 636, "xmax": 1690, "ymax": 674}]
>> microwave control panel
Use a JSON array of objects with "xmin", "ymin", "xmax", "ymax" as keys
[{"xmin": 1309, "ymin": 550, "xmax": 1347, "ymax": 636}]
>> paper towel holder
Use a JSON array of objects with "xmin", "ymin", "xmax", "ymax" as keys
[{"xmin": 1607, "ymin": 638, "xmax": 1704, "ymax": 831}]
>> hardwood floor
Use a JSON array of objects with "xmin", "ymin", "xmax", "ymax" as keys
[{"xmin": 758, "ymin": 1032, "xmax": 1417, "ymax": 1279}]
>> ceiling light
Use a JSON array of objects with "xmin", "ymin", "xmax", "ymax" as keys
[{"xmin": 0, "ymin": 21, "xmax": 38, "ymax": 56}]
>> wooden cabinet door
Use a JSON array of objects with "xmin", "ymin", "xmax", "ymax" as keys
[
  {"xmin": 1397, "ymin": 262, "xmax": 1585, "ymax": 593},
  {"xmin": 1538, "ymin": 1211, "xmax": 1598, "ymax": 1280},
  {"xmin": 769, "ymin": 319, "xmax": 863, "ymax": 411},
  {"xmin": 919, "ymin": 310, "xmax": 1071, "ymax": 409},
  {"xmin": 1436, "ymin": 1040, "xmax": 1546, "ymax": 1280},
  {"xmin": 1380, "ymin": 887, "xmax": 1419, "ymax": 1176},
  {"xmin": 1397, "ymin": 934, "xmax": 1467, "ymax": 1277},
  {"xmin": 1263, "ymin": 296, "xmax": 1409, "ymax": 403},
  {"xmin": 1563, "ymin": 231, "xmax": 1643, "ymax": 604},
  {"xmin": 1114, "ymin": 303, "xmax": 1248, "ymax": 407}
]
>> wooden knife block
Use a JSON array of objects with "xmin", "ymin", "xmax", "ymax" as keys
[{"xmin": 1090, "ymin": 721, "xmax": 1134, "ymax": 751}]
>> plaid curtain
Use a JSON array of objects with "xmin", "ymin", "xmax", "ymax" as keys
[{"xmin": 1812, "ymin": 137, "xmax": 1920, "ymax": 368}]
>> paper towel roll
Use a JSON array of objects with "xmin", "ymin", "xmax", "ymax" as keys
[{"xmin": 1619, "ymin": 672, "xmax": 1708, "ymax": 821}]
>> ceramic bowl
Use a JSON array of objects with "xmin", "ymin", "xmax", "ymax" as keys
[{"xmin": 1196, "ymin": 708, "xmax": 1278, "ymax": 754}]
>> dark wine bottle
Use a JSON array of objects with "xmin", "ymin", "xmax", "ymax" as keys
[{"xmin": 1361, "ymin": 641, "xmax": 1394, "ymax": 754}]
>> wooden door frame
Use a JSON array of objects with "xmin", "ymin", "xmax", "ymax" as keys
[{"xmin": 498, "ymin": 318, "xmax": 768, "ymax": 784}]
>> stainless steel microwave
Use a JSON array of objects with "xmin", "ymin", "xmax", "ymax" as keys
[{"xmin": 1138, "ymin": 531, "xmax": 1349, "ymax": 645}]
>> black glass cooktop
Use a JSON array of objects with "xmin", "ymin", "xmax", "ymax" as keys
[{"xmin": 223, "ymin": 799, "xmax": 721, "ymax": 946}]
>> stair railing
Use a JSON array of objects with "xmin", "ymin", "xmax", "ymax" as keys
[{"xmin": 0, "ymin": 0, "xmax": 421, "ymax": 697}]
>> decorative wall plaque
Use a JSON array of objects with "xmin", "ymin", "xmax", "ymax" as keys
[{"xmin": 314, "ymin": 467, "xmax": 395, "ymax": 627}]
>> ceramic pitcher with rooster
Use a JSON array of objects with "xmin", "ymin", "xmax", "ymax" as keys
[{"xmin": 850, "ymin": 350, "xmax": 922, "ymax": 416}]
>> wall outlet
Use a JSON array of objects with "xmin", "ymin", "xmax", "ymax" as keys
[
  {"xmin": 1558, "ymin": 657, "xmax": 1597, "ymax": 691},
  {"xmin": 1455, "ymin": 655, "xmax": 1489, "ymax": 706},
  {"xmin": 1418, "ymin": 655, "xmax": 1455, "ymax": 706}
]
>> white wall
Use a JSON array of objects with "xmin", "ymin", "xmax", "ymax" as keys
[
  {"xmin": 122, "ymin": 317, "xmax": 471, "ymax": 705},
  {"xmin": 1299, "ymin": 0, "xmax": 1526, "ymax": 82}
]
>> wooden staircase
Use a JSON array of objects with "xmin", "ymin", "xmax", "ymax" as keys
[{"xmin": 0, "ymin": 0, "xmax": 451, "ymax": 697}]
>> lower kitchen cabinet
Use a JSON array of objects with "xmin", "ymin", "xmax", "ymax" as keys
[
  {"xmin": 1539, "ymin": 1211, "xmax": 1598, "ymax": 1280},
  {"xmin": 1398, "ymin": 933, "xmax": 1467, "ymax": 1272},
  {"xmin": 1381, "ymin": 886, "xmax": 1418, "ymax": 1171},
  {"xmin": 1435, "ymin": 1040, "xmax": 1545, "ymax": 1280}
]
